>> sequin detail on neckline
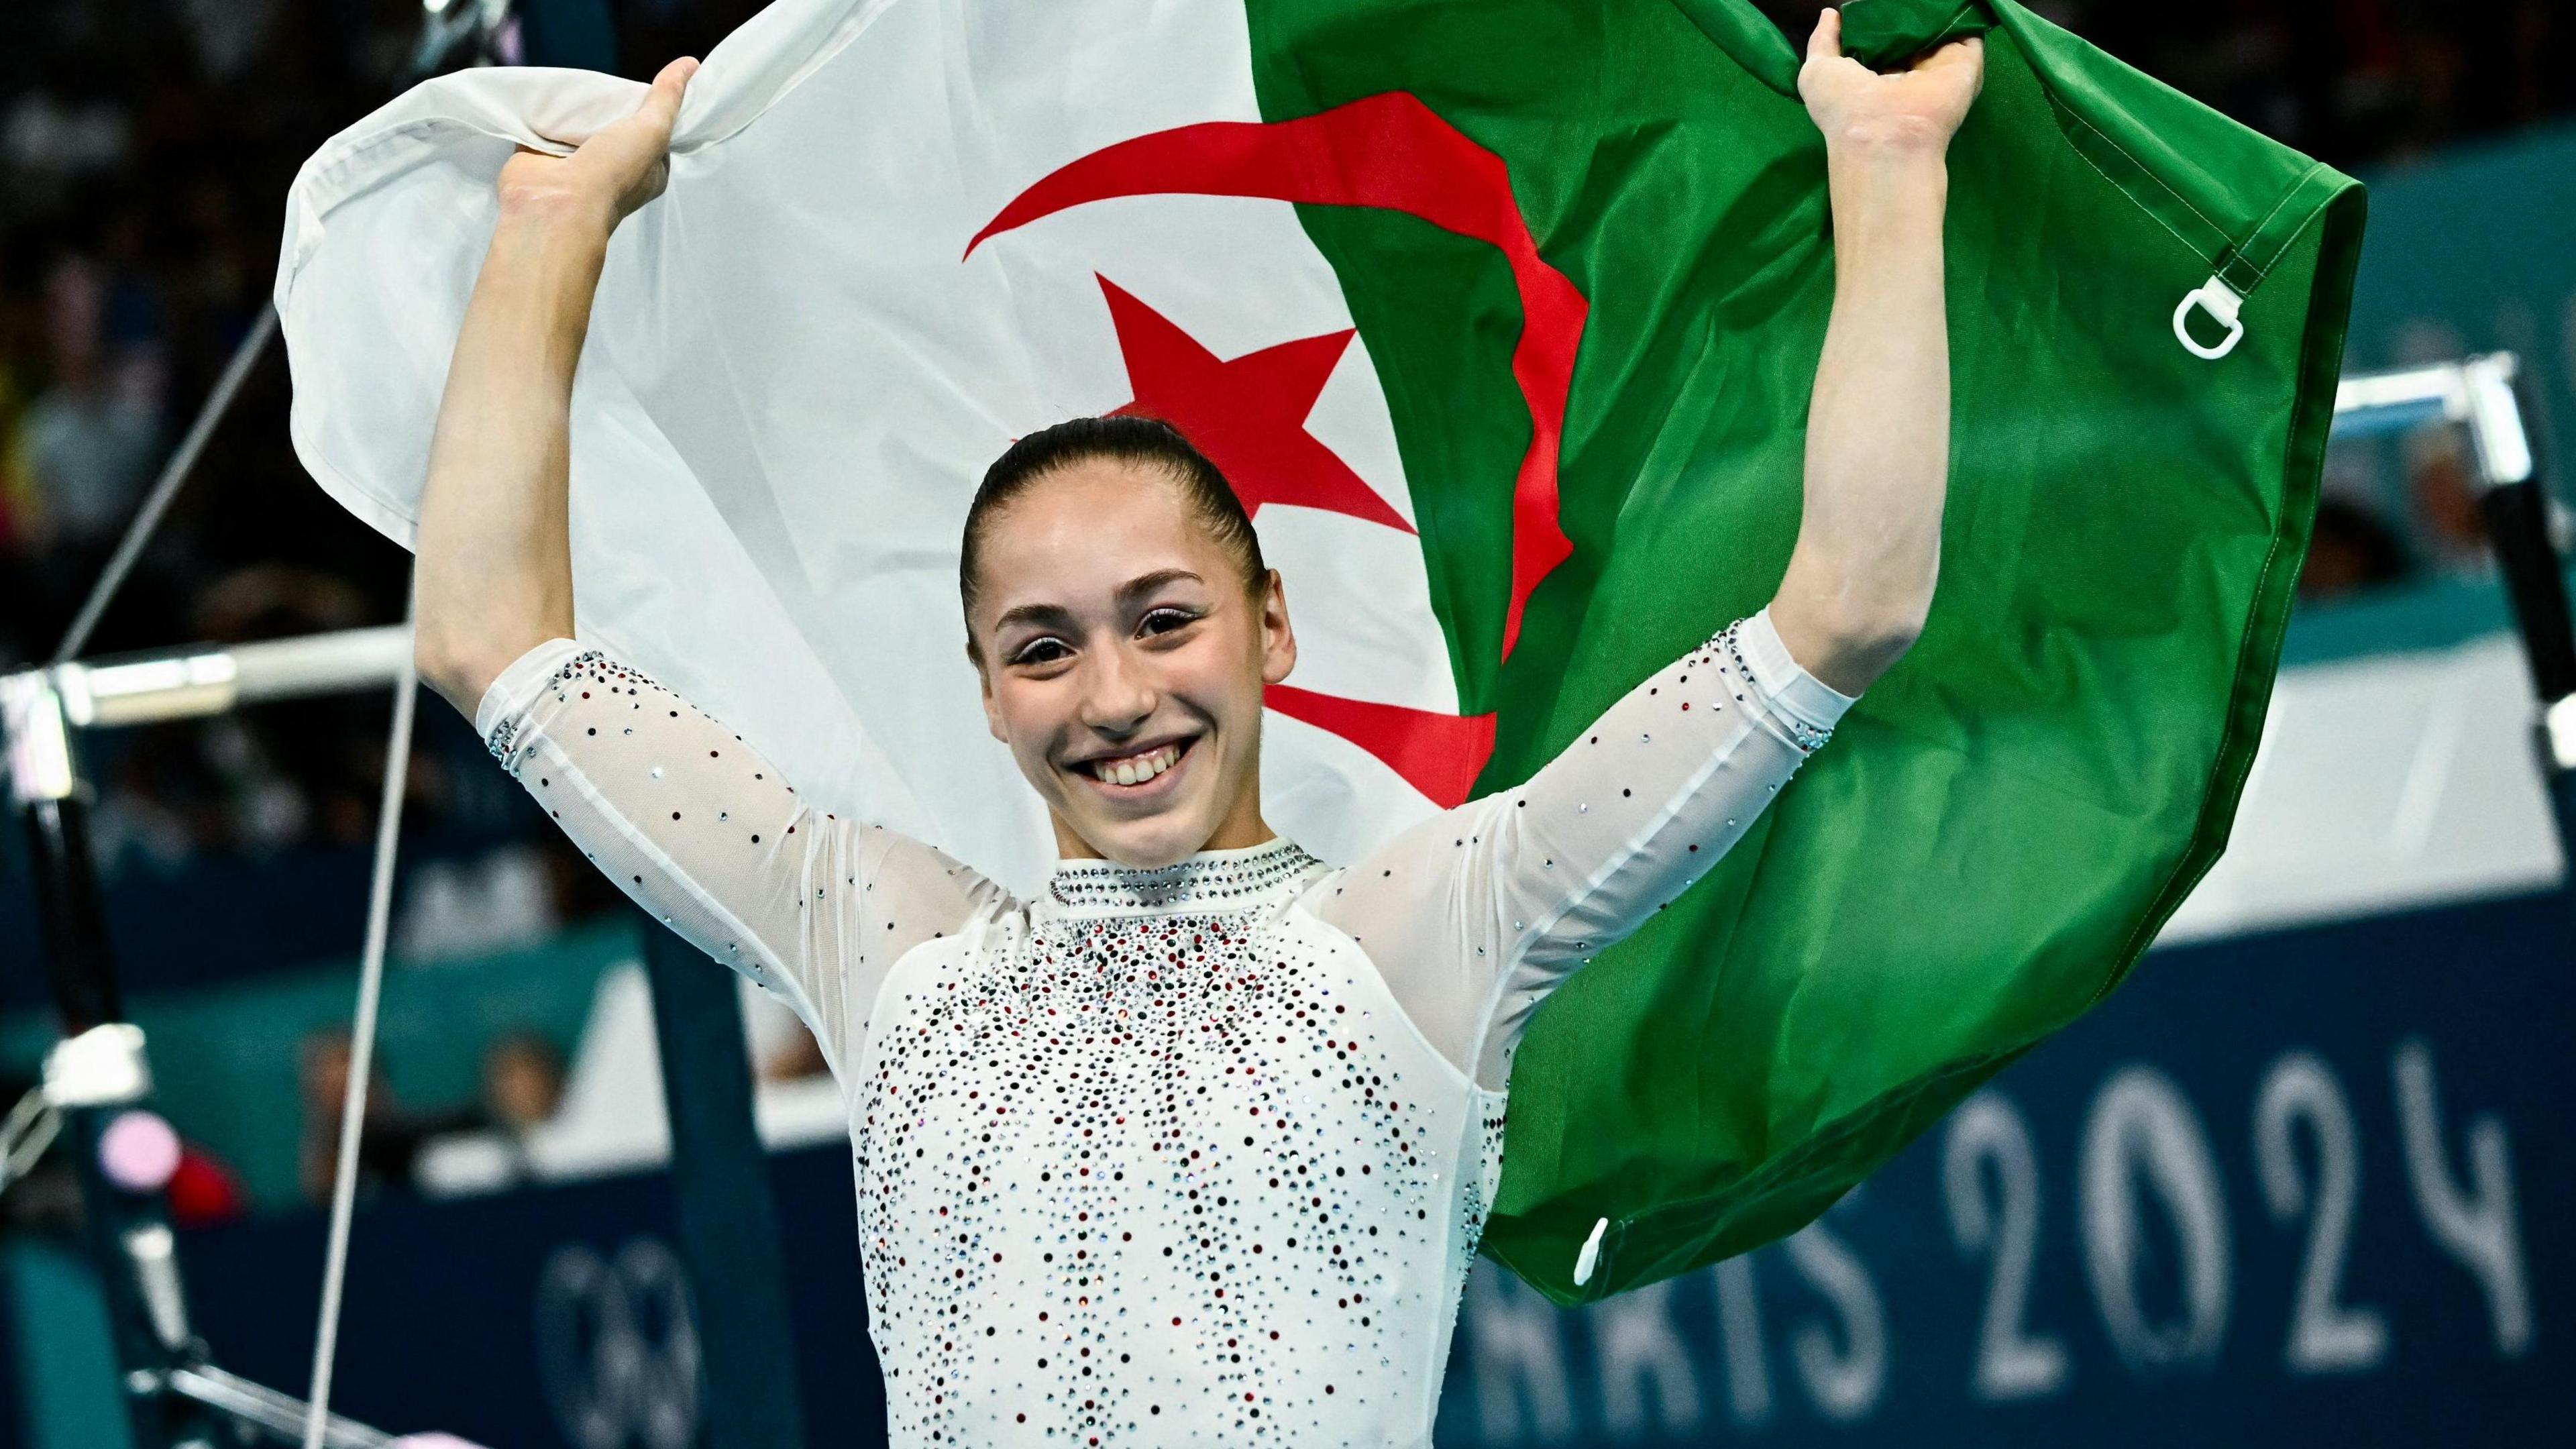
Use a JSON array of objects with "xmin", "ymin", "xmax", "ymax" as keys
[{"xmin": 1047, "ymin": 838, "xmax": 1321, "ymax": 912}]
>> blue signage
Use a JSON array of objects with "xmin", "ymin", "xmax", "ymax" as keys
[{"xmin": 1431, "ymin": 891, "xmax": 2571, "ymax": 1446}]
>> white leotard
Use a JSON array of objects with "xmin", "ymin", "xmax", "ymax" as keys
[{"xmin": 476, "ymin": 609, "xmax": 1849, "ymax": 1448}]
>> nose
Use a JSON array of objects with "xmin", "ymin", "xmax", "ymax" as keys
[{"xmin": 1076, "ymin": 641, "xmax": 1159, "ymax": 737}]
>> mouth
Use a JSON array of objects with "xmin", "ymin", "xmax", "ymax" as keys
[{"xmin": 1069, "ymin": 735, "xmax": 1199, "ymax": 797}]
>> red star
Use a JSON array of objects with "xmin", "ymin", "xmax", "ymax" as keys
[{"xmin": 1099, "ymin": 276, "xmax": 1414, "ymax": 535}]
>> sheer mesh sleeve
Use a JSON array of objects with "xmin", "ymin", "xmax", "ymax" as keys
[
  {"xmin": 476, "ymin": 640, "xmax": 1010, "ymax": 1076},
  {"xmin": 1309, "ymin": 608, "xmax": 1855, "ymax": 1089}
]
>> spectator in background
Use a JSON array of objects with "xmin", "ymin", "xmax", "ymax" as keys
[
  {"xmin": 74, "ymin": 562, "xmax": 416, "ymax": 867},
  {"xmin": 297, "ymin": 1027, "xmax": 439, "ymax": 1203},
  {"xmin": 0, "ymin": 277, "xmax": 38, "ymax": 557},
  {"xmin": 13, "ymin": 250, "xmax": 165, "ymax": 551},
  {"xmin": 761, "ymin": 1024, "xmax": 830, "ymax": 1084},
  {"xmin": 2300, "ymin": 495, "xmax": 2414, "ymax": 602},
  {"xmin": 2406, "ymin": 427, "xmax": 2495, "ymax": 576},
  {"xmin": 481, "ymin": 1030, "xmax": 566, "ymax": 1136},
  {"xmin": 474, "ymin": 1030, "xmax": 570, "ymax": 1187},
  {"xmin": 191, "ymin": 564, "xmax": 406, "ymax": 852}
]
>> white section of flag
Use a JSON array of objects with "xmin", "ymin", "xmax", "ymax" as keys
[{"xmin": 277, "ymin": 0, "xmax": 1458, "ymax": 892}]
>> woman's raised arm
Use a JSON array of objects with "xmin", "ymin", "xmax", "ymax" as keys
[
  {"xmin": 1768, "ymin": 12, "xmax": 1981, "ymax": 694},
  {"xmin": 411, "ymin": 58, "xmax": 1008, "ymax": 1067},
  {"xmin": 1311, "ymin": 610, "xmax": 1850, "ymax": 1089},
  {"xmin": 411, "ymin": 57, "xmax": 696, "ymax": 712},
  {"xmin": 1313, "ymin": 13, "xmax": 1980, "ymax": 1089}
]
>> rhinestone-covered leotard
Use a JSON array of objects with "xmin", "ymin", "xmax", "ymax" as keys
[{"xmin": 478, "ymin": 609, "xmax": 1849, "ymax": 1447}]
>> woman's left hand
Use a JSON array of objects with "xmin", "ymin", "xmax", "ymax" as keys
[{"xmin": 1797, "ymin": 7, "xmax": 1984, "ymax": 159}]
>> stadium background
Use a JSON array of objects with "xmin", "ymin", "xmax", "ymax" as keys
[{"xmin": 2, "ymin": 1, "xmax": 2571, "ymax": 1445}]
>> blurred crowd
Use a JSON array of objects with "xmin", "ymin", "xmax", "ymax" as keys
[
  {"xmin": 0, "ymin": 1025, "xmax": 574, "ymax": 1235},
  {"xmin": 0, "ymin": 1, "xmax": 767, "ymax": 932},
  {"xmin": 293, "ymin": 1025, "xmax": 568, "ymax": 1202}
]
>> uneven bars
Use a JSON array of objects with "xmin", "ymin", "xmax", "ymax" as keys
[{"xmin": 5, "ymin": 627, "xmax": 412, "ymax": 734}]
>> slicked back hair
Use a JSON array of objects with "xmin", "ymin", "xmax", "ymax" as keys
[{"xmin": 960, "ymin": 415, "xmax": 1267, "ymax": 654}]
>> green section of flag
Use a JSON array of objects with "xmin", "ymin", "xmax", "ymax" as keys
[
  {"xmin": 1251, "ymin": 0, "xmax": 2362, "ymax": 1302},
  {"xmin": 1292, "ymin": 205, "xmax": 1534, "ymax": 708}
]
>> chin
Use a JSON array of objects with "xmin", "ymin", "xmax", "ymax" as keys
[{"xmin": 1081, "ymin": 812, "xmax": 1218, "ymax": 870}]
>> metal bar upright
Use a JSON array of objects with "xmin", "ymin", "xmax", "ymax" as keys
[
  {"xmin": 640, "ymin": 917, "xmax": 811, "ymax": 1449},
  {"xmin": 23, "ymin": 796, "xmax": 121, "ymax": 1034},
  {"xmin": 2455, "ymin": 358, "xmax": 2576, "ymax": 892},
  {"xmin": 4, "ymin": 673, "xmax": 216, "ymax": 1449}
]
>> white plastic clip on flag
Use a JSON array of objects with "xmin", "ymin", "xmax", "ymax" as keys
[
  {"xmin": 1571, "ymin": 1216, "xmax": 1609, "ymax": 1287},
  {"xmin": 2172, "ymin": 275, "xmax": 2245, "ymax": 360}
]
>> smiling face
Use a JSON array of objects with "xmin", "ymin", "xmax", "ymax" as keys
[{"xmin": 967, "ymin": 460, "xmax": 1296, "ymax": 867}]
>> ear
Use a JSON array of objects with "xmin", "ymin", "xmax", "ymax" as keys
[
  {"xmin": 968, "ymin": 641, "xmax": 1009, "ymax": 743},
  {"xmin": 1257, "ymin": 569, "xmax": 1297, "ymax": 686}
]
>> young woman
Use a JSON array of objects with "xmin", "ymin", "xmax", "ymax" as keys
[{"xmin": 412, "ymin": 12, "xmax": 1979, "ymax": 1445}]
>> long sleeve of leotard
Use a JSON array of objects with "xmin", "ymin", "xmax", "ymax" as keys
[
  {"xmin": 475, "ymin": 640, "xmax": 1008, "ymax": 1075},
  {"xmin": 1309, "ymin": 608, "xmax": 1855, "ymax": 1089}
]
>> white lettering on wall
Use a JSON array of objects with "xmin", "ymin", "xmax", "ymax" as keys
[
  {"xmin": 1470, "ymin": 1267, "xmax": 1576, "ymax": 1442},
  {"xmin": 1711, "ymin": 1254, "xmax": 1773, "ymax": 1426},
  {"xmin": 2392, "ymin": 1037, "xmax": 2532, "ymax": 1357},
  {"xmin": 1943, "ymin": 1091, "xmax": 2071, "ymax": 1401},
  {"xmin": 1784, "ymin": 1216, "xmax": 1888, "ymax": 1422},
  {"xmin": 2253, "ymin": 1050, "xmax": 2390, "ymax": 1373},
  {"xmin": 1593, "ymin": 1278, "xmax": 1704, "ymax": 1436},
  {"xmin": 2081, "ymin": 1065, "xmax": 2232, "ymax": 1373}
]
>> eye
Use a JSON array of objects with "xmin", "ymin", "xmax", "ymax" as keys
[
  {"xmin": 1138, "ymin": 607, "xmax": 1202, "ymax": 639},
  {"xmin": 1008, "ymin": 637, "xmax": 1074, "ymax": 667}
]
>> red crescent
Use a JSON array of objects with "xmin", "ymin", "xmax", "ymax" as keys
[{"xmin": 966, "ymin": 91, "xmax": 1586, "ymax": 666}]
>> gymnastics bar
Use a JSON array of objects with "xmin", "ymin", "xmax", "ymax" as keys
[
  {"xmin": 5, "ymin": 621, "xmax": 806, "ymax": 1448},
  {"xmin": 2329, "ymin": 353, "xmax": 2576, "ymax": 881},
  {"xmin": 4, "ymin": 631, "xmax": 416, "ymax": 1448},
  {"xmin": 0, "ymin": 4, "xmax": 783, "ymax": 1442}
]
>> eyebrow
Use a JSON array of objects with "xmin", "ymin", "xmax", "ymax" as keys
[
  {"xmin": 1116, "ymin": 568, "xmax": 1206, "ymax": 608},
  {"xmin": 990, "ymin": 569, "xmax": 1208, "ymax": 636}
]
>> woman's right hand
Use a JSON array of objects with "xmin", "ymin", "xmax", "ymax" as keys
[
  {"xmin": 415, "ymin": 55, "xmax": 700, "ymax": 714},
  {"xmin": 496, "ymin": 56, "xmax": 700, "ymax": 231}
]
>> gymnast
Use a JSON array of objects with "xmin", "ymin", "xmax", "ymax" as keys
[{"xmin": 409, "ymin": 12, "xmax": 1979, "ymax": 1444}]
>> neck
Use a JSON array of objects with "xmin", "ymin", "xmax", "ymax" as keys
[{"xmin": 1049, "ymin": 793, "xmax": 1277, "ymax": 863}]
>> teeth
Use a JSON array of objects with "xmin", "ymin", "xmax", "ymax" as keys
[{"xmin": 1093, "ymin": 743, "xmax": 1180, "ymax": 786}]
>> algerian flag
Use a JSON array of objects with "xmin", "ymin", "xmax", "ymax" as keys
[{"xmin": 277, "ymin": 0, "xmax": 2361, "ymax": 1301}]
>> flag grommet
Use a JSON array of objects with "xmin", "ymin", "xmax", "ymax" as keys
[{"xmin": 2172, "ymin": 276, "xmax": 2246, "ymax": 361}]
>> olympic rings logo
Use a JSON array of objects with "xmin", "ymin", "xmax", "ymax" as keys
[{"xmin": 533, "ymin": 1238, "xmax": 702, "ymax": 1449}]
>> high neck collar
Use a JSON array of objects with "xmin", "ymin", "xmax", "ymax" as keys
[{"xmin": 1044, "ymin": 836, "xmax": 1320, "ymax": 914}]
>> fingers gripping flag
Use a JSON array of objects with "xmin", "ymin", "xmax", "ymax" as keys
[{"xmin": 277, "ymin": 0, "xmax": 2361, "ymax": 1300}]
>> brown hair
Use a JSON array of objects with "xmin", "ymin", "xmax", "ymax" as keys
[{"xmin": 959, "ymin": 415, "xmax": 1267, "ymax": 633}]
